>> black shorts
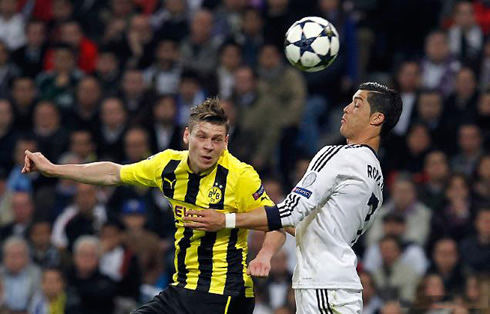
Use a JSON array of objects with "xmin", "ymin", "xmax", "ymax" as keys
[{"xmin": 131, "ymin": 285, "xmax": 255, "ymax": 314}]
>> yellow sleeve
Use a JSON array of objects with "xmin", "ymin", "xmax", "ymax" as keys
[
  {"xmin": 235, "ymin": 165, "xmax": 275, "ymax": 212},
  {"xmin": 120, "ymin": 152, "xmax": 166, "ymax": 187}
]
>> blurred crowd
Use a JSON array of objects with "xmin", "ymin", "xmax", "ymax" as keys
[{"xmin": 0, "ymin": 0, "xmax": 489, "ymax": 313}]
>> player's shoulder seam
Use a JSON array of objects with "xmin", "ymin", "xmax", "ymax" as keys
[{"xmin": 311, "ymin": 145, "xmax": 346, "ymax": 172}]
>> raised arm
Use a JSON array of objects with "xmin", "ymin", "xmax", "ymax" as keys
[{"xmin": 22, "ymin": 150, "xmax": 122, "ymax": 186}]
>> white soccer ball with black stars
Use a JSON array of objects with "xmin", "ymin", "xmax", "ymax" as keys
[{"xmin": 284, "ymin": 16, "xmax": 340, "ymax": 72}]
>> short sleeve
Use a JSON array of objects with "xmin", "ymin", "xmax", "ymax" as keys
[
  {"xmin": 235, "ymin": 165, "xmax": 274, "ymax": 212},
  {"xmin": 120, "ymin": 153, "xmax": 165, "ymax": 187}
]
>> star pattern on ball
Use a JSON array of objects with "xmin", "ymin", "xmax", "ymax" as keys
[
  {"xmin": 292, "ymin": 34, "xmax": 316, "ymax": 55},
  {"xmin": 322, "ymin": 24, "xmax": 337, "ymax": 40}
]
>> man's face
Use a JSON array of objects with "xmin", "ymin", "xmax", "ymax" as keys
[
  {"xmin": 340, "ymin": 90, "xmax": 375, "ymax": 140},
  {"xmin": 12, "ymin": 79, "xmax": 36, "ymax": 106},
  {"xmin": 184, "ymin": 122, "xmax": 228, "ymax": 173},
  {"xmin": 42, "ymin": 270, "xmax": 64, "ymax": 299},
  {"xmin": 425, "ymin": 152, "xmax": 449, "ymax": 182},
  {"xmin": 4, "ymin": 244, "xmax": 28, "ymax": 274},
  {"xmin": 74, "ymin": 243, "xmax": 98, "ymax": 274},
  {"xmin": 75, "ymin": 184, "xmax": 97, "ymax": 213},
  {"xmin": 434, "ymin": 240, "xmax": 458, "ymax": 271},
  {"xmin": 27, "ymin": 23, "xmax": 45, "ymax": 47}
]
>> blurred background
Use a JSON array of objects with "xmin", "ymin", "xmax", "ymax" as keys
[{"xmin": 0, "ymin": 0, "xmax": 489, "ymax": 313}]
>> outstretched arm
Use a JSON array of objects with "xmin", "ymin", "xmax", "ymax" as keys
[{"xmin": 22, "ymin": 150, "xmax": 122, "ymax": 186}]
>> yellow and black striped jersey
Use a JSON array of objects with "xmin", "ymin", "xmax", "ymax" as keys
[{"xmin": 120, "ymin": 149, "xmax": 274, "ymax": 297}]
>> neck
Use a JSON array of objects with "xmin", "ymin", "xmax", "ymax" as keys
[{"xmin": 346, "ymin": 134, "xmax": 380, "ymax": 152}]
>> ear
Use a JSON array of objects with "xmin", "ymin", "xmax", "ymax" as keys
[
  {"xmin": 183, "ymin": 127, "xmax": 190, "ymax": 145},
  {"xmin": 224, "ymin": 134, "xmax": 229, "ymax": 149},
  {"xmin": 370, "ymin": 112, "xmax": 385, "ymax": 127}
]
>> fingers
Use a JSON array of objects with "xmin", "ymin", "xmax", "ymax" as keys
[{"xmin": 183, "ymin": 215, "xmax": 206, "ymax": 223}]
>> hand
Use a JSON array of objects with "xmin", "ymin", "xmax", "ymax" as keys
[
  {"xmin": 247, "ymin": 253, "xmax": 272, "ymax": 278},
  {"xmin": 183, "ymin": 209, "xmax": 226, "ymax": 232},
  {"xmin": 21, "ymin": 150, "xmax": 55, "ymax": 176}
]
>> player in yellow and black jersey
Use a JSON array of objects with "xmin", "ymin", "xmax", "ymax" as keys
[{"xmin": 21, "ymin": 98, "xmax": 287, "ymax": 314}]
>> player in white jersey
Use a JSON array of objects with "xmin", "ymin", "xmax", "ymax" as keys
[{"xmin": 184, "ymin": 82, "xmax": 403, "ymax": 313}]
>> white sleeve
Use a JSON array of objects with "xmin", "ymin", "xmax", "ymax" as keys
[{"xmin": 265, "ymin": 146, "xmax": 347, "ymax": 228}]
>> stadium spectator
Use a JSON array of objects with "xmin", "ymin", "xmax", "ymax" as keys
[
  {"xmin": 231, "ymin": 66, "xmax": 282, "ymax": 171},
  {"xmin": 213, "ymin": 0, "xmax": 247, "ymax": 39},
  {"xmin": 10, "ymin": 77, "xmax": 37, "ymax": 134},
  {"xmin": 27, "ymin": 220, "xmax": 63, "ymax": 269},
  {"xmin": 429, "ymin": 174, "xmax": 474, "ymax": 248},
  {"xmin": 52, "ymin": 183, "xmax": 107, "ymax": 250},
  {"xmin": 460, "ymin": 208, "xmax": 490, "ymax": 274},
  {"xmin": 144, "ymin": 39, "xmax": 182, "ymax": 95},
  {"xmin": 67, "ymin": 236, "xmax": 117, "ymax": 314},
  {"xmin": 235, "ymin": 7, "xmax": 264, "ymax": 67},
  {"xmin": 414, "ymin": 91, "xmax": 455, "ymax": 154},
  {"xmin": 445, "ymin": 67, "xmax": 479, "ymax": 126},
  {"xmin": 420, "ymin": 30, "xmax": 460, "ymax": 97},
  {"xmin": 0, "ymin": 191, "xmax": 33, "ymax": 240},
  {"xmin": 120, "ymin": 199, "xmax": 167, "ymax": 298},
  {"xmin": 36, "ymin": 44, "xmax": 83, "ymax": 110},
  {"xmin": 409, "ymin": 273, "xmax": 451, "ymax": 313},
  {"xmin": 0, "ymin": 236, "xmax": 41, "ymax": 312},
  {"xmin": 59, "ymin": 130, "xmax": 97, "ymax": 165},
  {"xmin": 0, "ymin": 41, "xmax": 20, "ymax": 98},
  {"xmin": 379, "ymin": 301, "xmax": 403, "ymax": 314},
  {"xmin": 118, "ymin": 69, "xmax": 154, "ymax": 125},
  {"xmin": 257, "ymin": 43, "xmax": 306, "ymax": 181},
  {"xmin": 99, "ymin": 221, "xmax": 141, "ymax": 311},
  {"xmin": 426, "ymin": 238, "xmax": 465, "ymax": 296},
  {"xmin": 94, "ymin": 50, "xmax": 121, "ymax": 96},
  {"xmin": 476, "ymin": 90, "xmax": 490, "ymax": 149},
  {"xmin": 392, "ymin": 61, "xmax": 421, "ymax": 137},
  {"xmin": 448, "ymin": 1, "xmax": 484, "ymax": 68},
  {"xmin": 387, "ymin": 123, "xmax": 433, "ymax": 175},
  {"xmin": 265, "ymin": 249, "xmax": 292, "ymax": 310},
  {"xmin": 175, "ymin": 70, "xmax": 206, "ymax": 126},
  {"xmin": 151, "ymin": 0, "xmax": 189, "ymax": 42},
  {"xmin": 451, "ymin": 124, "xmax": 484, "ymax": 176},
  {"xmin": 70, "ymin": 76, "xmax": 102, "ymax": 135},
  {"xmin": 0, "ymin": 99, "xmax": 17, "ymax": 173},
  {"xmin": 32, "ymin": 101, "xmax": 68, "ymax": 163},
  {"xmin": 6, "ymin": 137, "xmax": 37, "ymax": 193},
  {"xmin": 28, "ymin": 267, "xmax": 82, "ymax": 314},
  {"xmin": 0, "ymin": 0, "xmax": 26, "ymax": 50},
  {"xmin": 96, "ymin": 97, "xmax": 128, "ymax": 163},
  {"xmin": 147, "ymin": 96, "xmax": 183, "ymax": 153},
  {"xmin": 363, "ymin": 213, "xmax": 428, "ymax": 276},
  {"xmin": 372, "ymin": 235, "xmax": 420, "ymax": 304},
  {"xmin": 473, "ymin": 154, "xmax": 490, "ymax": 207},
  {"xmin": 360, "ymin": 271, "xmax": 383, "ymax": 314},
  {"xmin": 367, "ymin": 174, "xmax": 432, "ymax": 248},
  {"xmin": 11, "ymin": 20, "xmax": 48, "ymax": 78},
  {"xmin": 180, "ymin": 9, "xmax": 221, "ymax": 77},
  {"xmin": 418, "ymin": 151, "xmax": 450, "ymax": 213},
  {"xmin": 217, "ymin": 40, "xmax": 242, "ymax": 99}
]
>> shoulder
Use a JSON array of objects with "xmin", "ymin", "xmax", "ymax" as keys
[
  {"xmin": 310, "ymin": 145, "xmax": 376, "ymax": 172},
  {"xmin": 149, "ymin": 149, "xmax": 186, "ymax": 162},
  {"xmin": 220, "ymin": 150, "xmax": 254, "ymax": 174}
]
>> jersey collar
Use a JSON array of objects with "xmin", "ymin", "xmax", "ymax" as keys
[{"xmin": 182, "ymin": 150, "xmax": 228, "ymax": 176}]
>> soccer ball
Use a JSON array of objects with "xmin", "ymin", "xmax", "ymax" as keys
[{"xmin": 284, "ymin": 16, "xmax": 340, "ymax": 72}]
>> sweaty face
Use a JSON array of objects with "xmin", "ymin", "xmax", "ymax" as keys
[
  {"xmin": 184, "ymin": 122, "xmax": 228, "ymax": 174},
  {"xmin": 340, "ymin": 90, "xmax": 373, "ymax": 141}
]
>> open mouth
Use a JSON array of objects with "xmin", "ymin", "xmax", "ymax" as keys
[{"xmin": 201, "ymin": 156, "xmax": 212, "ymax": 162}]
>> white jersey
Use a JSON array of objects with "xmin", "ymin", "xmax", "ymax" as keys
[{"xmin": 277, "ymin": 144, "xmax": 384, "ymax": 290}]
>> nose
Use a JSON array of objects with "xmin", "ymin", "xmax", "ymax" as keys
[
  {"xmin": 204, "ymin": 139, "xmax": 213, "ymax": 151},
  {"xmin": 343, "ymin": 103, "xmax": 350, "ymax": 113}
]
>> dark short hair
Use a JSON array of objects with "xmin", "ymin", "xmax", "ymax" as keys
[
  {"xmin": 189, "ymin": 97, "xmax": 229, "ymax": 133},
  {"xmin": 359, "ymin": 82, "xmax": 403, "ymax": 138}
]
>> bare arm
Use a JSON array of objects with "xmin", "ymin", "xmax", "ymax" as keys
[
  {"xmin": 248, "ymin": 230, "xmax": 286, "ymax": 277},
  {"xmin": 22, "ymin": 150, "xmax": 122, "ymax": 186},
  {"xmin": 184, "ymin": 206, "xmax": 275, "ymax": 232}
]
